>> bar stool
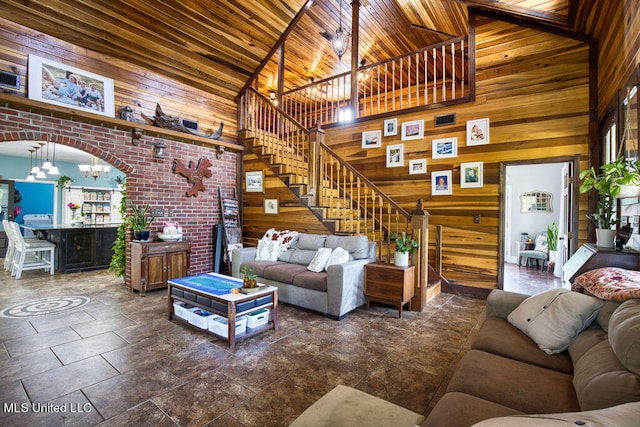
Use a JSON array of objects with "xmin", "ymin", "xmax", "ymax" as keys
[
  {"xmin": 9, "ymin": 221, "xmax": 56, "ymax": 279},
  {"xmin": 3, "ymin": 220, "xmax": 41, "ymax": 272}
]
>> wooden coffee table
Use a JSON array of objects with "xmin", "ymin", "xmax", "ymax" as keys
[{"xmin": 167, "ymin": 272, "xmax": 278, "ymax": 349}]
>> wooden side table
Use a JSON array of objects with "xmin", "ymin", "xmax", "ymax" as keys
[{"xmin": 364, "ymin": 262, "xmax": 415, "ymax": 318}]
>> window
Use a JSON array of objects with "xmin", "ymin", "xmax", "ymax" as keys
[{"xmin": 520, "ymin": 191, "xmax": 552, "ymax": 213}]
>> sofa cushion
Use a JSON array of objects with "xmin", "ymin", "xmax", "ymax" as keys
[
  {"xmin": 472, "ymin": 317, "xmax": 573, "ymax": 374},
  {"xmin": 240, "ymin": 261, "xmax": 282, "ymax": 277},
  {"xmin": 423, "ymin": 392, "xmax": 523, "ymax": 427},
  {"xmin": 292, "ymin": 271, "xmax": 328, "ymax": 292},
  {"xmin": 297, "ymin": 234, "xmax": 327, "ymax": 250},
  {"xmin": 608, "ymin": 298, "xmax": 640, "ymax": 375},
  {"xmin": 567, "ymin": 327, "xmax": 608, "ymax": 366},
  {"xmin": 287, "ymin": 249, "xmax": 319, "ymax": 266},
  {"xmin": 446, "ymin": 349, "xmax": 580, "ymax": 414},
  {"xmin": 572, "ymin": 340, "xmax": 640, "ymax": 410},
  {"xmin": 325, "ymin": 235, "xmax": 370, "ymax": 259},
  {"xmin": 255, "ymin": 238, "xmax": 280, "ymax": 261},
  {"xmin": 597, "ymin": 300, "xmax": 622, "ymax": 332},
  {"xmin": 471, "ymin": 401, "xmax": 640, "ymax": 427},
  {"xmin": 307, "ymin": 248, "xmax": 332, "ymax": 272},
  {"xmin": 507, "ymin": 289, "xmax": 603, "ymax": 354},
  {"xmin": 325, "ymin": 247, "xmax": 350, "ymax": 271},
  {"xmin": 262, "ymin": 263, "xmax": 309, "ymax": 284}
]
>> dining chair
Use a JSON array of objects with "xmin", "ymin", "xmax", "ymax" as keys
[{"xmin": 9, "ymin": 221, "xmax": 56, "ymax": 279}]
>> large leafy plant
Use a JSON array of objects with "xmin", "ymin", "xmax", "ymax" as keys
[
  {"xmin": 109, "ymin": 181, "xmax": 126, "ymax": 279},
  {"xmin": 390, "ymin": 232, "xmax": 419, "ymax": 253},
  {"xmin": 128, "ymin": 204, "xmax": 156, "ymax": 231},
  {"xmin": 547, "ymin": 221, "xmax": 558, "ymax": 252}
]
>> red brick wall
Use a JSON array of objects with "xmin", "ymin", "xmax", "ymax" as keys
[{"xmin": 0, "ymin": 106, "xmax": 238, "ymax": 282}]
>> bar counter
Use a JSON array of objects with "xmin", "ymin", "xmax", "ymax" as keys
[{"xmin": 22, "ymin": 223, "xmax": 120, "ymax": 273}]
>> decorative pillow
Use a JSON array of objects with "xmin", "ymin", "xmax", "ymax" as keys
[
  {"xmin": 325, "ymin": 247, "xmax": 350, "ymax": 271},
  {"xmin": 507, "ymin": 288, "xmax": 603, "ymax": 354},
  {"xmin": 608, "ymin": 299, "xmax": 640, "ymax": 375},
  {"xmin": 262, "ymin": 228, "xmax": 299, "ymax": 256},
  {"xmin": 534, "ymin": 234, "xmax": 548, "ymax": 253},
  {"xmin": 307, "ymin": 247, "xmax": 332, "ymax": 272},
  {"xmin": 255, "ymin": 239, "xmax": 280, "ymax": 262},
  {"xmin": 573, "ymin": 267, "xmax": 640, "ymax": 301}
]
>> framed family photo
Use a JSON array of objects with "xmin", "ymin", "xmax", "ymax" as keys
[
  {"xmin": 432, "ymin": 137, "xmax": 458, "ymax": 159},
  {"xmin": 362, "ymin": 130, "xmax": 382, "ymax": 148},
  {"xmin": 466, "ymin": 118, "xmax": 490, "ymax": 146},
  {"xmin": 264, "ymin": 198, "xmax": 279, "ymax": 214},
  {"xmin": 384, "ymin": 118, "xmax": 398, "ymax": 136},
  {"xmin": 460, "ymin": 162, "xmax": 483, "ymax": 188},
  {"xmin": 432, "ymin": 170, "xmax": 452, "ymax": 195},
  {"xmin": 409, "ymin": 159, "xmax": 427, "ymax": 175},
  {"xmin": 386, "ymin": 144, "xmax": 404, "ymax": 167},
  {"xmin": 401, "ymin": 120, "xmax": 424, "ymax": 141},
  {"xmin": 245, "ymin": 170, "xmax": 264, "ymax": 193},
  {"xmin": 28, "ymin": 54, "xmax": 115, "ymax": 117}
]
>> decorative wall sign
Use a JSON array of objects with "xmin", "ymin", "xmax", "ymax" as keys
[
  {"xmin": 172, "ymin": 158, "xmax": 213, "ymax": 197},
  {"xmin": 362, "ymin": 130, "xmax": 382, "ymax": 148},
  {"xmin": 460, "ymin": 161, "xmax": 483, "ymax": 188},
  {"xmin": 28, "ymin": 54, "xmax": 115, "ymax": 117},
  {"xmin": 409, "ymin": 159, "xmax": 427, "ymax": 175},
  {"xmin": 384, "ymin": 118, "xmax": 398, "ymax": 136},
  {"xmin": 432, "ymin": 170, "xmax": 452, "ymax": 195},
  {"xmin": 401, "ymin": 120, "xmax": 424, "ymax": 140},
  {"xmin": 432, "ymin": 137, "xmax": 458, "ymax": 159},
  {"xmin": 466, "ymin": 118, "xmax": 490, "ymax": 145},
  {"xmin": 386, "ymin": 144, "xmax": 404, "ymax": 167}
]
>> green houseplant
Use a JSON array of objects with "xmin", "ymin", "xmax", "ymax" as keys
[
  {"xmin": 128, "ymin": 204, "xmax": 155, "ymax": 241},
  {"xmin": 579, "ymin": 156, "xmax": 639, "ymax": 247},
  {"xmin": 390, "ymin": 232, "xmax": 419, "ymax": 267},
  {"xmin": 546, "ymin": 221, "xmax": 558, "ymax": 252},
  {"xmin": 109, "ymin": 180, "xmax": 126, "ymax": 279}
]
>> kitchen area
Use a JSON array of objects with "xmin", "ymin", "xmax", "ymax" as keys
[{"xmin": 0, "ymin": 140, "xmax": 125, "ymax": 273}]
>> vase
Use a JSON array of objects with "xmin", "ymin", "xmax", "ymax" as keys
[
  {"xmin": 595, "ymin": 228, "xmax": 616, "ymax": 249},
  {"xmin": 394, "ymin": 251, "xmax": 409, "ymax": 267},
  {"xmin": 71, "ymin": 209, "xmax": 83, "ymax": 225},
  {"xmin": 617, "ymin": 184, "xmax": 640, "ymax": 198},
  {"xmin": 134, "ymin": 230, "xmax": 150, "ymax": 241}
]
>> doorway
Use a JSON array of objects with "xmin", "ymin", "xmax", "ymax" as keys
[{"xmin": 499, "ymin": 157, "xmax": 579, "ymax": 294}]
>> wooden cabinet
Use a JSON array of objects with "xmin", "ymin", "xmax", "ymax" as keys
[
  {"xmin": 562, "ymin": 243, "xmax": 640, "ymax": 285},
  {"xmin": 40, "ymin": 225, "xmax": 118, "ymax": 272},
  {"xmin": 130, "ymin": 240, "xmax": 191, "ymax": 295},
  {"xmin": 364, "ymin": 262, "xmax": 415, "ymax": 318}
]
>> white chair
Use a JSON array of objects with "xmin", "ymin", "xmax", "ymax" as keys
[
  {"xmin": 9, "ymin": 221, "xmax": 56, "ymax": 279},
  {"xmin": 2, "ymin": 219, "xmax": 14, "ymax": 272}
]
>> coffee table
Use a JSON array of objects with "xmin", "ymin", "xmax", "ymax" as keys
[{"xmin": 167, "ymin": 272, "xmax": 278, "ymax": 349}]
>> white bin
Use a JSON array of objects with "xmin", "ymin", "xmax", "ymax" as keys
[
  {"xmin": 208, "ymin": 315, "xmax": 247, "ymax": 338},
  {"xmin": 173, "ymin": 302, "xmax": 195, "ymax": 320},
  {"xmin": 246, "ymin": 309, "xmax": 269, "ymax": 329},
  {"xmin": 188, "ymin": 308, "xmax": 214, "ymax": 329}
]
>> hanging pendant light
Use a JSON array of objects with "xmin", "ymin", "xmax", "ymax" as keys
[
  {"xmin": 36, "ymin": 142, "xmax": 47, "ymax": 179},
  {"xmin": 26, "ymin": 149, "xmax": 36, "ymax": 181},
  {"xmin": 48, "ymin": 139, "xmax": 60, "ymax": 175},
  {"xmin": 30, "ymin": 145, "xmax": 40, "ymax": 174},
  {"xmin": 332, "ymin": 0, "xmax": 350, "ymax": 60},
  {"xmin": 42, "ymin": 140, "xmax": 52, "ymax": 170}
]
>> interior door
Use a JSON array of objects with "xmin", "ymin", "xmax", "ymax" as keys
[
  {"xmin": 0, "ymin": 180, "xmax": 16, "ymax": 257},
  {"xmin": 558, "ymin": 162, "xmax": 574, "ymax": 277}
]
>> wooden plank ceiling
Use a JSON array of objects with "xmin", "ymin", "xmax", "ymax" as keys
[{"xmin": 0, "ymin": 0, "xmax": 584, "ymax": 102}]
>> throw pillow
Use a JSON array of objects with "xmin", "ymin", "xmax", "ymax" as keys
[
  {"xmin": 307, "ymin": 247, "xmax": 332, "ymax": 272},
  {"xmin": 608, "ymin": 299, "xmax": 640, "ymax": 375},
  {"xmin": 507, "ymin": 288, "xmax": 603, "ymax": 354},
  {"xmin": 534, "ymin": 234, "xmax": 548, "ymax": 253},
  {"xmin": 573, "ymin": 267, "xmax": 640, "ymax": 301},
  {"xmin": 261, "ymin": 228, "xmax": 299, "ymax": 256},
  {"xmin": 325, "ymin": 247, "xmax": 350, "ymax": 271},
  {"xmin": 255, "ymin": 239, "xmax": 280, "ymax": 262}
]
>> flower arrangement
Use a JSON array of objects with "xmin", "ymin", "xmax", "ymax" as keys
[{"xmin": 67, "ymin": 202, "xmax": 81, "ymax": 210}]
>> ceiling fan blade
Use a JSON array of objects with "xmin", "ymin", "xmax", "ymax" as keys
[{"xmin": 410, "ymin": 24, "xmax": 457, "ymax": 39}]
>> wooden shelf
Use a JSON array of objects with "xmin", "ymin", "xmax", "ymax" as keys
[{"xmin": 0, "ymin": 92, "xmax": 244, "ymax": 152}]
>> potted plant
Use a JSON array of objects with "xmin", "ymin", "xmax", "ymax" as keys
[
  {"xmin": 390, "ymin": 232, "xmax": 419, "ymax": 267},
  {"xmin": 241, "ymin": 266, "xmax": 258, "ymax": 289},
  {"xmin": 109, "ymin": 180, "xmax": 126, "ymax": 280},
  {"xmin": 547, "ymin": 221, "xmax": 558, "ymax": 265},
  {"xmin": 579, "ymin": 156, "xmax": 639, "ymax": 247},
  {"xmin": 56, "ymin": 175, "xmax": 73, "ymax": 188},
  {"xmin": 128, "ymin": 204, "xmax": 155, "ymax": 241}
]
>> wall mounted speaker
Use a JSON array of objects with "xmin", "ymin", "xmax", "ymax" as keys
[
  {"xmin": 0, "ymin": 70, "xmax": 20, "ymax": 90},
  {"xmin": 435, "ymin": 113, "xmax": 456, "ymax": 127}
]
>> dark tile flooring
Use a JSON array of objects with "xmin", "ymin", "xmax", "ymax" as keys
[
  {"xmin": 503, "ymin": 262, "xmax": 564, "ymax": 295},
  {"xmin": 0, "ymin": 267, "xmax": 486, "ymax": 426}
]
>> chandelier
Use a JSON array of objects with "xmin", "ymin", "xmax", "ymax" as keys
[
  {"xmin": 332, "ymin": 0, "xmax": 350, "ymax": 60},
  {"xmin": 79, "ymin": 156, "xmax": 110, "ymax": 180}
]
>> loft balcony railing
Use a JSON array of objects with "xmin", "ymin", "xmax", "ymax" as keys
[{"xmin": 281, "ymin": 36, "xmax": 469, "ymax": 128}]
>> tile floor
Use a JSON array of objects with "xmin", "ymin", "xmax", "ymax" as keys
[
  {"xmin": 0, "ymin": 267, "xmax": 487, "ymax": 426},
  {"xmin": 503, "ymin": 262, "xmax": 564, "ymax": 295}
]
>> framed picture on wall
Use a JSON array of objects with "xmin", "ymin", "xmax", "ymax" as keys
[
  {"xmin": 384, "ymin": 118, "xmax": 398, "ymax": 136},
  {"xmin": 401, "ymin": 120, "xmax": 424, "ymax": 141},
  {"xmin": 28, "ymin": 54, "xmax": 115, "ymax": 117},
  {"xmin": 264, "ymin": 198, "xmax": 279, "ymax": 214},
  {"xmin": 245, "ymin": 170, "xmax": 264, "ymax": 193},
  {"xmin": 386, "ymin": 144, "xmax": 404, "ymax": 167},
  {"xmin": 409, "ymin": 159, "xmax": 427, "ymax": 175},
  {"xmin": 432, "ymin": 137, "xmax": 458, "ymax": 159},
  {"xmin": 460, "ymin": 161, "xmax": 483, "ymax": 188},
  {"xmin": 362, "ymin": 130, "xmax": 382, "ymax": 148},
  {"xmin": 466, "ymin": 118, "xmax": 490, "ymax": 146},
  {"xmin": 432, "ymin": 170, "xmax": 452, "ymax": 195}
]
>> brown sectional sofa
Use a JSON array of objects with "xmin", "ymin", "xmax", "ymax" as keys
[{"xmin": 423, "ymin": 289, "xmax": 640, "ymax": 426}]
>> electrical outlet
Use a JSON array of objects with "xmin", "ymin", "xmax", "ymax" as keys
[{"xmin": 473, "ymin": 213, "xmax": 480, "ymax": 224}]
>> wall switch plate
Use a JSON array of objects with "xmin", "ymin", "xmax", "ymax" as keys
[
  {"xmin": 473, "ymin": 214, "xmax": 480, "ymax": 224},
  {"xmin": 151, "ymin": 208, "xmax": 165, "ymax": 216}
]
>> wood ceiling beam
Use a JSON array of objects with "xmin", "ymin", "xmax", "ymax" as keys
[{"xmin": 453, "ymin": 0, "xmax": 569, "ymax": 27}]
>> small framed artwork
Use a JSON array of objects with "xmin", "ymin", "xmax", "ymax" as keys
[
  {"xmin": 466, "ymin": 118, "xmax": 490, "ymax": 146},
  {"xmin": 362, "ymin": 130, "xmax": 382, "ymax": 148},
  {"xmin": 401, "ymin": 120, "xmax": 424, "ymax": 141},
  {"xmin": 432, "ymin": 170, "xmax": 452, "ymax": 195},
  {"xmin": 264, "ymin": 198, "xmax": 279, "ymax": 214},
  {"xmin": 384, "ymin": 118, "xmax": 398, "ymax": 136},
  {"xmin": 409, "ymin": 159, "xmax": 427, "ymax": 175},
  {"xmin": 28, "ymin": 54, "xmax": 115, "ymax": 117},
  {"xmin": 432, "ymin": 137, "xmax": 458, "ymax": 159},
  {"xmin": 386, "ymin": 144, "xmax": 404, "ymax": 167},
  {"xmin": 460, "ymin": 161, "xmax": 483, "ymax": 188},
  {"xmin": 245, "ymin": 170, "xmax": 264, "ymax": 193}
]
